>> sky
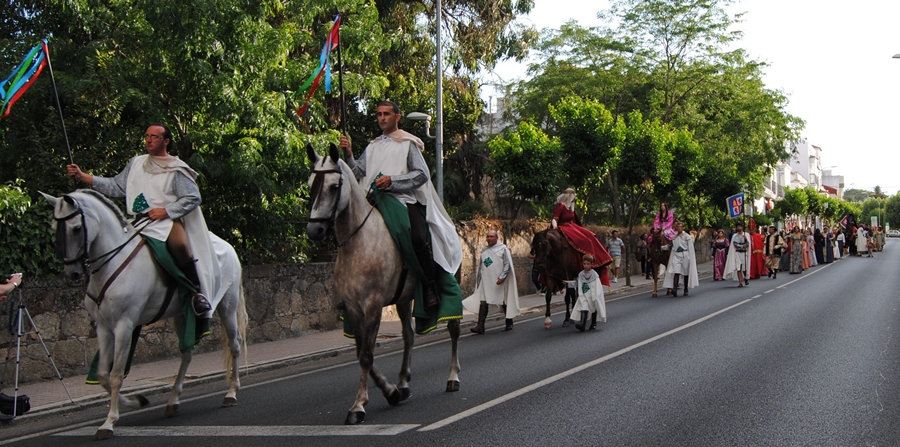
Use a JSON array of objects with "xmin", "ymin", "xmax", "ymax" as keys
[{"xmin": 481, "ymin": 0, "xmax": 900, "ymax": 196}]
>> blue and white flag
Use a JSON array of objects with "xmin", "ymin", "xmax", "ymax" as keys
[{"xmin": 726, "ymin": 193, "xmax": 745, "ymax": 218}]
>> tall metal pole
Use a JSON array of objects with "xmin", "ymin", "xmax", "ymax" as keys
[{"xmin": 435, "ymin": 0, "xmax": 444, "ymax": 200}]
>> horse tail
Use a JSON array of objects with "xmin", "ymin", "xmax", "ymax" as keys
[{"xmin": 223, "ymin": 284, "xmax": 249, "ymax": 375}]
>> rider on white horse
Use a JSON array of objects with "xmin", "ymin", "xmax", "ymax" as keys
[{"xmin": 66, "ymin": 124, "xmax": 219, "ymax": 324}]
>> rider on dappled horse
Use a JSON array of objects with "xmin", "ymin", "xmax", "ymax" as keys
[
  {"xmin": 551, "ymin": 188, "xmax": 613, "ymax": 285},
  {"xmin": 339, "ymin": 101, "xmax": 462, "ymax": 311},
  {"xmin": 67, "ymin": 124, "xmax": 216, "ymax": 327}
]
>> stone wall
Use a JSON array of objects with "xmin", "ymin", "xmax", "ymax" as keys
[{"xmin": 0, "ymin": 221, "xmax": 712, "ymax": 384}]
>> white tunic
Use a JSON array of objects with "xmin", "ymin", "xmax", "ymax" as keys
[
  {"xmin": 663, "ymin": 231, "xmax": 699, "ymax": 289},
  {"xmin": 462, "ymin": 243, "xmax": 520, "ymax": 319},
  {"xmin": 856, "ymin": 227, "xmax": 869, "ymax": 252},
  {"xmin": 124, "ymin": 155, "xmax": 221, "ymax": 316},
  {"xmin": 723, "ymin": 232, "xmax": 751, "ymax": 281},
  {"xmin": 572, "ymin": 269, "xmax": 606, "ymax": 322},
  {"xmin": 360, "ymin": 130, "xmax": 462, "ymax": 274}
]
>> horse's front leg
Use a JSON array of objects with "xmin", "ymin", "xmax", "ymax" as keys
[
  {"xmin": 543, "ymin": 288, "xmax": 553, "ymax": 329},
  {"xmin": 394, "ymin": 300, "xmax": 414, "ymax": 401},
  {"xmin": 346, "ymin": 302, "xmax": 389, "ymax": 424},
  {"xmin": 446, "ymin": 319, "xmax": 461, "ymax": 392},
  {"xmin": 96, "ymin": 325, "xmax": 149, "ymax": 440},
  {"xmin": 166, "ymin": 315, "xmax": 193, "ymax": 417}
]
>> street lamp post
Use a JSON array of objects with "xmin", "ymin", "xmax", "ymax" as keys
[{"xmin": 435, "ymin": 0, "xmax": 444, "ymax": 201}]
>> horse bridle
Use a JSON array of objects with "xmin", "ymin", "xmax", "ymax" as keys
[
  {"xmin": 54, "ymin": 196, "xmax": 152, "ymax": 279},
  {"xmin": 307, "ymin": 165, "xmax": 376, "ymax": 248}
]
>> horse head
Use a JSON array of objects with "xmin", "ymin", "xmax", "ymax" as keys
[
  {"xmin": 42, "ymin": 191, "xmax": 94, "ymax": 280},
  {"xmin": 306, "ymin": 143, "xmax": 351, "ymax": 242}
]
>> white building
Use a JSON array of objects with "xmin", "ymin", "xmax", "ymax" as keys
[
  {"xmin": 786, "ymin": 139, "xmax": 823, "ymax": 191},
  {"xmin": 821, "ymin": 169, "xmax": 845, "ymax": 199}
]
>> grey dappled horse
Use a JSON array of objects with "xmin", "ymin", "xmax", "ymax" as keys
[
  {"xmin": 42, "ymin": 190, "xmax": 247, "ymax": 440},
  {"xmin": 305, "ymin": 144, "xmax": 461, "ymax": 425}
]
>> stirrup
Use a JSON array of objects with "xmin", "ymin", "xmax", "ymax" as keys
[{"xmin": 192, "ymin": 292, "xmax": 212, "ymax": 316}]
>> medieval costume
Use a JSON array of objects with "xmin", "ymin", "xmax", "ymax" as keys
[
  {"xmin": 663, "ymin": 230, "xmax": 699, "ymax": 296},
  {"xmin": 789, "ymin": 230, "xmax": 804, "ymax": 274},
  {"xmin": 779, "ymin": 230, "xmax": 791, "ymax": 271},
  {"xmin": 748, "ymin": 222, "xmax": 768, "ymax": 279},
  {"xmin": 764, "ymin": 230, "xmax": 785, "ymax": 278},
  {"xmin": 711, "ymin": 233, "xmax": 729, "ymax": 280},
  {"xmin": 814, "ymin": 229, "xmax": 826, "ymax": 264},
  {"xmin": 92, "ymin": 155, "xmax": 219, "ymax": 321},
  {"xmin": 807, "ymin": 233, "xmax": 817, "ymax": 267},
  {"xmin": 551, "ymin": 189, "xmax": 613, "ymax": 283},
  {"xmin": 348, "ymin": 129, "xmax": 463, "ymax": 333},
  {"xmin": 856, "ymin": 225, "xmax": 869, "ymax": 257},
  {"xmin": 463, "ymin": 239, "xmax": 520, "ymax": 333},
  {"xmin": 573, "ymin": 268, "xmax": 606, "ymax": 332},
  {"xmin": 824, "ymin": 230, "xmax": 834, "ymax": 263},
  {"xmin": 724, "ymin": 229, "xmax": 751, "ymax": 286},
  {"xmin": 836, "ymin": 231, "xmax": 845, "ymax": 258},
  {"xmin": 876, "ymin": 228, "xmax": 885, "ymax": 252}
]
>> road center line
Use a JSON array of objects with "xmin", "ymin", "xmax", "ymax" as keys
[{"xmin": 53, "ymin": 425, "xmax": 420, "ymax": 437}]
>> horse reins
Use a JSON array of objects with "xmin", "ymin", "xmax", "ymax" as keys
[
  {"xmin": 308, "ymin": 165, "xmax": 377, "ymax": 248},
  {"xmin": 55, "ymin": 197, "xmax": 153, "ymax": 305}
]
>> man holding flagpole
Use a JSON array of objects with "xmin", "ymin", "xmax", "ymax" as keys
[
  {"xmin": 66, "ymin": 124, "xmax": 217, "ymax": 325},
  {"xmin": 339, "ymin": 101, "xmax": 462, "ymax": 317}
]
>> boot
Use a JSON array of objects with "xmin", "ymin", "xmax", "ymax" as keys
[
  {"xmin": 182, "ymin": 260, "xmax": 211, "ymax": 316},
  {"xmin": 423, "ymin": 280, "xmax": 441, "ymax": 310},
  {"xmin": 502, "ymin": 305, "xmax": 514, "ymax": 331},
  {"xmin": 589, "ymin": 312, "xmax": 598, "ymax": 331},
  {"xmin": 672, "ymin": 274, "xmax": 680, "ymax": 297},
  {"xmin": 575, "ymin": 311, "xmax": 588, "ymax": 332},
  {"xmin": 470, "ymin": 302, "xmax": 488, "ymax": 334},
  {"xmin": 772, "ymin": 270, "xmax": 777, "ymax": 279},
  {"xmin": 683, "ymin": 283, "xmax": 689, "ymax": 296}
]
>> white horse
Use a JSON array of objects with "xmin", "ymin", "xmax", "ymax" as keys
[
  {"xmin": 305, "ymin": 144, "xmax": 461, "ymax": 425},
  {"xmin": 41, "ymin": 190, "xmax": 247, "ymax": 440}
]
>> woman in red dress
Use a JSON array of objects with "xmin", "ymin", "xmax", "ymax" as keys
[
  {"xmin": 551, "ymin": 188, "xmax": 613, "ymax": 284},
  {"xmin": 747, "ymin": 219, "xmax": 768, "ymax": 279}
]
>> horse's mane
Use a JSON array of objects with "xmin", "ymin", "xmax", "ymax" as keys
[{"xmin": 74, "ymin": 189, "xmax": 130, "ymax": 227}]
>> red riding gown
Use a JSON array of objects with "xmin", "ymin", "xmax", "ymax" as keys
[{"xmin": 552, "ymin": 204, "xmax": 613, "ymax": 286}]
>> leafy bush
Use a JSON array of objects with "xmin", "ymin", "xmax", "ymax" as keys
[{"xmin": 0, "ymin": 181, "xmax": 60, "ymax": 277}]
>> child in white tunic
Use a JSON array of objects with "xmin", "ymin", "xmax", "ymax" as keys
[{"xmin": 572, "ymin": 254, "xmax": 607, "ymax": 332}]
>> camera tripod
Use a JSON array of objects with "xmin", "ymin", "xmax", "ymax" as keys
[{"xmin": 0, "ymin": 287, "xmax": 73, "ymax": 421}]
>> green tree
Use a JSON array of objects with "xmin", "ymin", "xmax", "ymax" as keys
[{"xmin": 487, "ymin": 121, "xmax": 561, "ymax": 220}]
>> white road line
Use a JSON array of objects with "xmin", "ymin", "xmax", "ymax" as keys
[
  {"xmin": 53, "ymin": 425, "xmax": 420, "ymax": 437},
  {"xmin": 765, "ymin": 289, "xmax": 775, "ymax": 294},
  {"xmin": 420, "ymin": 263, "xmax": 835, "ymax": 432},
  {"xmin": 419, "ymin": 296, "xmax": 757, "ymax": 432}
]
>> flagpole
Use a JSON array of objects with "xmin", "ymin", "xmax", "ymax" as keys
[
  {"xmin": 41, "ymin": 41, "xmax": 73, "ymax": 165},
  {"xmin": 336, "ymin": 14, "xmax": 347, "ymax": 135}
]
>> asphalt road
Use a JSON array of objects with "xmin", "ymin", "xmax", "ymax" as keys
[{"xmin": 4, "ymin": 245, "xmax": 900, "ymax": 446}]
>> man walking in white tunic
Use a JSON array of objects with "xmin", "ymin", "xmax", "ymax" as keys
[
  {"xmin": 724, "ymin": 222, "xmax": 751, "ymax": 287},
  {"xmin": 463, "ymin": 230, "xmax": 519, "ymax": 333},
  {"xmin": 663, "ymin": 221, "xmax": 698, "ymax": 297}
]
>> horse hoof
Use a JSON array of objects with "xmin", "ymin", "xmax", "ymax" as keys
[
  {"xmin": 345, "ymin": 411, "xmax": 366, "ymax": 425},
  {"xmin": 165, "ymin": 404, "xmax": 179, "ymax": 417},
  {"xmin": 222, "ymin": 397, "xmax": 238, "ymax": 407},
  {"xmin": 399, "ymin": 387, "xmax": 411, "ymax": 401},
  {"xmin": 94, "ymin": 429, "xmax": 115, "ymax": 440},
  {"xmin": 544, "ymin": 317, "xmax": 552, "ymax": 329},
  {"xmin": 385, "ymin": 388, "xmax": 403, "ymax": 406},
  {"xmin": 136, "ymin": 394, "xmax": 150, "ymax": 407},
  {"xmin": 446, "ymin": 380, "xmax": 460, "ymax": 392}
]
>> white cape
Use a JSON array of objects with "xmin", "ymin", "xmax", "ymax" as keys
[
  {"xmin": 723, "ymin": 232, "xmax": 751, "ymax": 281},
  {"xmin": 463, "ymin": 243, "xmax": 520, "ymax": 319},
  {"xmin": 663, "ymin": 232, "xmax": 699, "ymax": 289},
  {"xmin": 572, "ymin": 271, "xmax": 606, "ymax": 322}
]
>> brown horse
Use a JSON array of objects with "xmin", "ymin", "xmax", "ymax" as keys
[
  {"xmin": 531, "ymin": 229, "xmax": 608, "ymax": 328},
  {"xmin": 648, "ymin": 228, "xmax": 669, "ymax": 297}
]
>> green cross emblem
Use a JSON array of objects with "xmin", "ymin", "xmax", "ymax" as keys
[
  {"xmin": 132, "ymin": 193, "xmax": 150, "ymax": 213},
  {"xmin": 582, "ymin": 282, "xmax": 590, "ymax": 294},
  {"xmin": 483, "ymin": 257, "xmax": 493, "ymax": 268}
]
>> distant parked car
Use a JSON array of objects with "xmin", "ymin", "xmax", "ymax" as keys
[{"xmin": 887, "ymin": 230, "xmax": 900, "ymax": 238}]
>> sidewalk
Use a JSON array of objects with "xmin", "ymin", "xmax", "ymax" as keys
[{"xmin": 12, "ymin": 261, "xmax": 714, "ymax": 421}]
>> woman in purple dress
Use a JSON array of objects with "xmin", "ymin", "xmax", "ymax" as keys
[{"xmin": 710, "ymin": 229, "xmax": 730, "ymax": 281}]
